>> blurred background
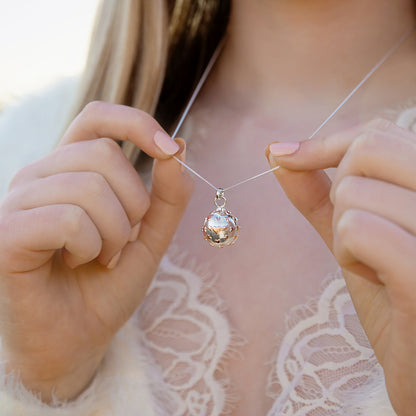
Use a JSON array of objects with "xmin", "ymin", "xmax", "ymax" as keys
[
  {"xmin": 0, "ymin": 0, "xmax": 99, "ymax": 109},
  {"xmin": 0, "ymin": 0, "xmax": 99, "ymax": 198}
]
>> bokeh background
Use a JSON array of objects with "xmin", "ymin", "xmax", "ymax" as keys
[
  {"xmin": 0, "ymin": 0, "xmax": 99, "ymax": 109},
  {"xmin": 0, "ymin": 0, "xmax": 99, "ymax": 197}
]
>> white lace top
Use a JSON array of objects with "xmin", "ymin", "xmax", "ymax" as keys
[{"xmin": 1, "ymin": 81, "xmax": 416, "ymax": 416}]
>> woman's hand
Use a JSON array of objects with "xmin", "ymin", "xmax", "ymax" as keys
[
  {"xmin": 266, "ymin": 118, "xmax": 416, "ymax": 415},
  {"xmin": 0, "ymin": 101, "xmax": 194, "ymax": 402}
]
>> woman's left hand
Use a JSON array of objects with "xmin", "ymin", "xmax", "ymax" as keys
[{"xmin": 266, "ymin": 118, "xmax": 416, "ymax": 416}]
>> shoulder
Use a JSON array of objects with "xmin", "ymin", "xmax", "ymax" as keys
[{"xmin": 0, "ymin": 77, "xmax": 79, "ymax": 199}]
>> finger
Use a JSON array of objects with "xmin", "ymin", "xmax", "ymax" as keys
[
  {"xmin": 0, "ymin": 205, "xmax": 102, "ymax": 274},
  {"xmin": 333, "ymin": 176, "xmax": 416, "ymax": 236},
  {"xmin": 9, "ymin": 138, "xmax": 150, "ymax": 228},
  {"xmin": 268, "ymin": 118, "xmax": 416, "ymax": 171},
  {"xmin": 5, "ymin": 172, "xmax": 133, "ymax": 266},
  {"xmin": 266, "ymin": 151, "xmax": 334, "ymax": 248},
  {"xmin": 141, "ymin": 138, "xmax": 194, "ymax": 259},
  {"xmin": 60, "ymin": 101, "xmax": 179, "ymax": 159},
  {"xmin": 334, "ymin": 209, "xmax": 416, "ymax": 309},
  {"xmin": 114, "ymin": 139, "xmax": 193, "ymax": 285},
  {"xmin": 330, "ymin": 130, "xmax": 416, "ymax": 202}
]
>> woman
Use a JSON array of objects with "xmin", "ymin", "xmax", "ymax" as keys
[{"xmin": 0, "ymin": 0, "xmax": 415, "ymax": 414}]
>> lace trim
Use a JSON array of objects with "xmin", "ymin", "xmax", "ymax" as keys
[
  {"xmin": 136, "ymin": 107, "xmax": 416, "ymax": 415},
  {"xmin": 138, "ymin": 245, "xmax": 246, "ymax": 416},
  {"xmin": 265, "ymin": 270, "xmax": 382, "ymax": 416},
  {"xmin": 139, "ymin": 255, "xmax": 388, "ymax": 416}
]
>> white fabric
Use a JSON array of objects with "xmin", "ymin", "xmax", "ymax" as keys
[
  {"xmin": 0, "ymin": 315, "xmax": 166, "ymax": 416},
  {"xmin": 265, "ymin": 272, "xmax": 390, "ymax": 416},
  {"xmin": 0, "ymin": 80, "xmax": 412, "ymax": 415}
]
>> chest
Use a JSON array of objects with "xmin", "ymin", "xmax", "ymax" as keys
[
  {"xmin": 151, "ymin": 100, "xmax": 402, "ymax": 414},
  {"xmin": 168, "ymin": 113, "xmax": 339, "ymax": 414},
  {"xmin": 173, "ymin": 108, "xmax": 341, "ymax": 333}
]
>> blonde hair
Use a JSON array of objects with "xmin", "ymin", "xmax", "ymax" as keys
[{"xmin": 68, "ymin": 0, "xmax": 230, "ymax": 167}]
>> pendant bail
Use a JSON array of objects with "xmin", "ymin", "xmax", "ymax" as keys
[{"xmin": 215, "ymin": 188, "xmax": 226, "ymax": 209}]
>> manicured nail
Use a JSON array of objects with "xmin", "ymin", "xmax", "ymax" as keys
[
  {"xmin": 269, "ymin": 142, "xmax": 300, "ymax": 157},
  {"xmin": 174, "ymin": 138, "xmax": 187, "ymax": 172},
  {"xmin": 268, "ymin": 152, "xmax": 277, "ymax": 167},
  {"xmin": 154, "ymin": 131, "xmax": 180, "ymax": 155},
  {"xmin": 129, "ymin": 222, "xmax": 141, "ymax": 242},
  {"xmin": 107, "ymin": 250, "xmax": 122, "ymax": 269}
]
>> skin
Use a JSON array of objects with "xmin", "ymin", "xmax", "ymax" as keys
[
  {"xmin": 267, "ymin": 119, "xmax": 416, "ymax": 415},
  {"xmin": 0, "ymin": 0, "xmax": 416, "ymax": 415},
  {"xmin": 174, "ymin": 1, "xmax": 416, "ymax": 414},
  {"xmin": 0, "ymin": 102, "xmax": 194, "ymax": 400}
]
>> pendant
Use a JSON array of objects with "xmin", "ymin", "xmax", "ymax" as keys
[{"xmin": 202, "ymin": 189, "xmax": 239, "ymax": 247}]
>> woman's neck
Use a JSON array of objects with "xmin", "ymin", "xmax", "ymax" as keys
[{"xmin": 208, "ymin": 0, "xmax": 416, "ymax": 113}]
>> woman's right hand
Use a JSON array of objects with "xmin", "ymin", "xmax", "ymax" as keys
[{"xmin": 0, "ymin": 101, "xmax": 194, "ymax": 403}]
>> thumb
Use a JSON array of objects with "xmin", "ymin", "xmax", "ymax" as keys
[
  {"xmin": 139, "ymin": 138, "xmax": 194, "ymax": 259},
  {"xmin": 266, "ymin": 147, "xmax": 334, "ymax": 249}
]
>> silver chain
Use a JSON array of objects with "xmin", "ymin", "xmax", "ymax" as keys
[{"xmin": 171, "ymin": 25, "xmax": 415, "ymax": 193}]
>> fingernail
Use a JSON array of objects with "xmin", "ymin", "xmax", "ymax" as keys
[
  {"xmin": 269, "ymin": 142, "xmax": 300, "ymax": 157},
  {"xmin": 268, "ymin": 152, "xmax": 277, "ymax": 167},
  {"xmin": 129, "ymin": 222, "xmax": 141, "ymax": 242},
  {"xmin": 174, "ymin": 138, "xmax": 187, "ymax": 172},
  {"xmin": 154, "ymin": 131, "xmax": 180, "ymax": 155},
  {"xmin": 107, "ymin": 250, "xmax": 122, "ymax": 269}
]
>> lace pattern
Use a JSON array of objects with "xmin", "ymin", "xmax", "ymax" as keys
[
  {"xmin": 1, "ymin": 80, "xmax": 412, "ymax": 416},
  {"xmin": 265, "ymin": 271, "xmax": 383, "ymax": 415},
  {"xmin": 138, "ymin": 249, "xmax": 392, "ymax": 416},
  {"xmin": 137, "ymin": 106, "xmax": 416, "ymax": 415},
  {"xmin": 138, "ymin": 246, "xmax": 246, "ymax": 416}
]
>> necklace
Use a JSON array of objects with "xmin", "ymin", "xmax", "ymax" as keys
[{"xmin": 170, "ymin": 26, "xmax": 415, "ymax": 248}]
